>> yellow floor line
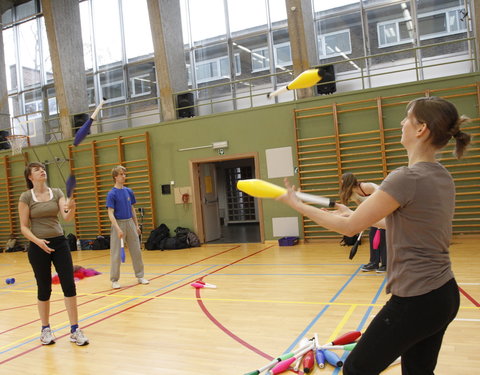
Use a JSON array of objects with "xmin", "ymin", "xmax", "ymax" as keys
[{"xmin": 327, "ymin": 304, "xmax": 357, "ymax": 343}]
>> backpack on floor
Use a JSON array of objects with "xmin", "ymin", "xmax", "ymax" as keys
[
  {"xmin": 145, "ymin": 224, "xmax": 170, "ymax": 250},
  {"xmin": 92, "ymin": 235, "xmax": 110, "ymax": 250},
  {"xmin": 174, "ymin": 227, "xmax": 200, "ymax": 248},
  {"xmin": 186, "ymin": 231, "xmax": 201, "ymax": 247}
]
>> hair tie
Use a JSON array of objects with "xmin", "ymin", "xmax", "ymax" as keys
[{"xmin": 453, "ymin": 130, "xmax": 460, "ymax": 138}]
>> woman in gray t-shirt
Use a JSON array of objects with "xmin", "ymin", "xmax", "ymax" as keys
[
  {"xmin": 19, "ymin": 162, "xmax": 89, "ymax": 346},
  {"xmin": 278, "ymin": 97, "xmax": 471, "ymax": 375}
]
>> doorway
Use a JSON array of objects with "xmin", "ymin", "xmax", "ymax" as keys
[{"xmin": 190, "ymin": 153, "xmax": 263, "ymax": 244}]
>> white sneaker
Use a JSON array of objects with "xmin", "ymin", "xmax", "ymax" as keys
[
  {"xmin": 70, "ymin": 328, "xmax": 89, "ymax": 346},
  {"xmin": 112, "ymin": 281, "xmax": 121, "ymax": 289},
  {"xmin": 138, "ymin": 278, "xmax": 149, "ymax": 285},
  {"xmin": 40, "ymin": 327, "xmax": 56, "ymax": 345}
]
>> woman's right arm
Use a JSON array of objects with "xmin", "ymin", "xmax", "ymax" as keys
[{"xmin": 18, "ymin": 201, "xmax": 54, "ymax": 253}]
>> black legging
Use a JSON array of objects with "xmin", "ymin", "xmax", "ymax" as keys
[
  {"xmin": 28, "ymin": 236, "xmax": 76, "ymax": 301},
  {"xmin": 343, "ymin": 278, "xmax": 460, "ymax": 375}
]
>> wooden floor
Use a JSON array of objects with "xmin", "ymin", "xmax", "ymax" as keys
[{"xmin": 0, "ymin": 237, "xmax": 478, "ymax": 374}]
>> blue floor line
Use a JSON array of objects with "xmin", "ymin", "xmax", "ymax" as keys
[
  {"xmin": 0, "ymin": 265, "xmax": 218, "ymax": 355},
  {"xmin": 283, "ymin": 265, "xmax": 363, "ymax": 354},
  {"xmin": 331, "ymin": 276, "xmax": 389, "ymax": 375}
]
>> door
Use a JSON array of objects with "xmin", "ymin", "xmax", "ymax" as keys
[{"xmin": 199, "ymin": 163, "xmax": 221, "ymax": 242}]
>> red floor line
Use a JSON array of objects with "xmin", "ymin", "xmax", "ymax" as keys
[
  {"xmin": 195, "ymin": 291, "xmax": 272, "ymax": 360},
  {"xmin": 1, "ymin": 245, "xmax": 242, "ymax": 332},
  {"xmin": 458, "ymin": 286, "xmax": 480, "ymax": 307},
  {"xmin": 0, "ymin": 245, "xmax": 248, "ymax": 364},
  {"xmin": 195, "ymin": 245, "xmax": 277, "ymax": 359},
  {"xmin": 0, "ymin": 297, "xmax": 64, "ymax": 312}
]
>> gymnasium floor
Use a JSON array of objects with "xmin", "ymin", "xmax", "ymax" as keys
[{"xmin": 0, "ymin": 237, "xmax": 478, "ymax": 374}]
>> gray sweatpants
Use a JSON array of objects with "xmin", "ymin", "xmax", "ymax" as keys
[{"xmin": 110, "ymin": 218, "xmax": 145, "ymax": 282}]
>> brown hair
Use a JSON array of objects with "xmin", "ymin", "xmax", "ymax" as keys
[
  {"xmin": 339, "ymin": 172, "xmax": 359, "ymax": 204},
  {"xmin": 24, "ymin": 162, "xmax": 46, "ymax": 189},
  {"xmin": 111, "ymin": 165, "xmax": 126, "ymax": 181},
  {"xmin": 406, "ymin": 96, "xmax": 471, "ymax": 159}
]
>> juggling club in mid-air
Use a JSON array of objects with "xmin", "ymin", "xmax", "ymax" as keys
[{"xmin": 267, "ymin": 68, "xmax": 322, "ymax": 98}]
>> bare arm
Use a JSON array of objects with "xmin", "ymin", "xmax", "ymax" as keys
[
  {"xmin": 18, "ymin": 201, "xmax": 55, "ymax": 253},
  {"xmin": 278, "ymin": 180, "xmax": 398, "ymax": 236},
  {"xmin": 108, "ymin": 207, "xmax": 124, "ymax": 238},
  {"xmin": 359, "ymin": 182, "xmax": 378, "ymax": 196}
]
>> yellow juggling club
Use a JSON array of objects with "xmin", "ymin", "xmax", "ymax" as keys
[
  {"xmin": 267, "ymin": 68, "xmax": 322, "ymax": 98},
  {"xmin": 236, "ymin": 179, "xmax": 335, "ymax": 208}
]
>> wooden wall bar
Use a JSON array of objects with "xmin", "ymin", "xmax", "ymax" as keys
[
  {"xmin": 294, "ymin": 83, "xmax": 480, "ymax": 240},
  {"xmin": 68, "ymin": 132, "xmax": 155, "ymax": 242}
]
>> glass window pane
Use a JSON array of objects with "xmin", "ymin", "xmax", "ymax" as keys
[
  {"xmin": 251, "ymin": 47, "xmax": 269, "ymax": 71},
  {"xmin": 419, "ymin": 13, "xmax": 446, "ymax": 36},
  {"xmin": 127, "ymin": 62, "xmax": 157, "ymax": 112},
  {"xmin": 39, "ymin": 18, "xmax": 53, "ymax": 84},
  {"xmin": 316, "ymin": 9, "xmax": 364, "ymax": 92},
  {"xmin": 2, "ymin": 8, "xmax": 13, "ymax": 25},
  {"xmin": 80, "ymin": 1, "xmax": 94, "ymax": 71},
  {"xmin": 314, "ymin": 0, "xmax": 359, "ymax": 12},
  {"xmin": 17, "ymin": 20, "xmax": 42, "ymax": 89},
  {"xmin": 399, "ymin": 20, "xmax": 413, "ymax": 41},
  {"xmin": 23, "ymin": 88, "xmax": 42, "ymax": 118},
  {"xmin": 127, "ymin": 62, "xmax": 156, "ymax": 98},
  {"xmin": 99, "ymin": 68, "xmax": 126, "ymax": 117},
  {"xmin": 367, "ymin": 2, "xmax": 416, "ymax": 86},
  {"xmin": 188, "ymin": 0, "xmax": 226, "ymax": 43},
  {"xmin": 448, "ymin": 10, "xmax": 460, "ymax": 31},
  {"xmin": 323, "ymin": 31, "xmax": 352, "ymax": 56},
  {"xmin": 46, "ymin": 87, "xmax": 57, "ymax": 116},
  {"xmin": 92, "ymin": 0, "xmax": 122, "ymax": 67},
  {"xmin": 219, "ymin": 57, "xmax": 230, "ymax": 78},
  {"xmin": 122, "ymin": 0, "xmax": 154, "ymax": 62},
  {"xmin": 100, "ymin": 69, "xmax": 125, "ymax": 101},
  {"xmin": 228, "ymin": 0, "xmax": 267, "ymax": 34},
  {"xmin": 3, "ymin": 28, "xmax": 17, "ymax": 92},
  {"xmin": 86, "ymin": 75, "xmax": 96, "ymax": 107},
  {"xmin": 268, "ymin": 0, "xmax": 287, "ymax": 24},
  {"xmin": 272, "ymin": 28, "xmax": 291, "ymax": 74},
  {"xmin": 15, "ymin": 1, "xmax": 38, "ymax": 21}
]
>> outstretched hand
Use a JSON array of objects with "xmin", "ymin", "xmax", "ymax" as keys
[
  {"xmin": 276, "ymin": 178, "xmax": 302, "ymax": 209},
  {"xmin": 331, "ymin": 202, "xmax": 353, "ymax": 217}
]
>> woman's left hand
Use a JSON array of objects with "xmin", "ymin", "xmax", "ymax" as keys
[
  {"xmin": 64, "ymin": 198, "xmax": 76, "ymax": 213},
  {"xmin": 332, "ymin": 202, "xmax": 353, "ymax": 217}
]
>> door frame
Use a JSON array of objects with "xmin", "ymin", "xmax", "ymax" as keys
[{"xmin": 189, "ymin": 152, "xmax": 264, "ymax": 243}]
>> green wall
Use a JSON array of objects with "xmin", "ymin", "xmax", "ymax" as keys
[{"xmin": 11, "ymin": 72, "xmax": 479, "ymax": 240}]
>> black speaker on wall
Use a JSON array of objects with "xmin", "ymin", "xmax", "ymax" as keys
[
  {"xmin": 72, "ymin": 113, "xmax": 90, "ymax": 135},
  {"xmin": 316, "ymin": 65, "xmax": 336, "ymax": 95},
  {"xmin": 0, "ymin": 130, "xmax": 10, "ymax": 150},
  {"xmin": 176, "ymin": 92, "xmax": 195, "ymax": 119}
]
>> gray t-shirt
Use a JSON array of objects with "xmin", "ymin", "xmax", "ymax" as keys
[
  {"xmin": 19, "ymin": 188, "xmax": 64, "ymax": 238},
  {"xmin": 379, "ymin": 162, "xmax": 455, "ymax": 297}
]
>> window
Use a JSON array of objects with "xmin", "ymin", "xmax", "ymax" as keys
[
  {"xmin": 274, "ymin": 42, "xmax": 292, "ymax": 67},
  {"xmin": 130, "ymin": 74, "xmax": 152, "ymax": 97},
  {"xmin": 418, "ymin": 7, "xmax": 467, "ymax": 38},
  {"xmin": 195, "ymin": 54, "xmax": 241, "ymax": 83},
  {"xmin": 318, "ymin": 29, "xmax": 352, "ymax": 58},
  {"xmin": 378, "ymin": 19, "xmax": 412, "ymax": 47},
  {"xmin": 251, "ymin": 47, "xmax": 269, "ymax": 72},
  {"xmin": 378, "ymin": 6, "xmax": 468, "ymax": 48}
]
